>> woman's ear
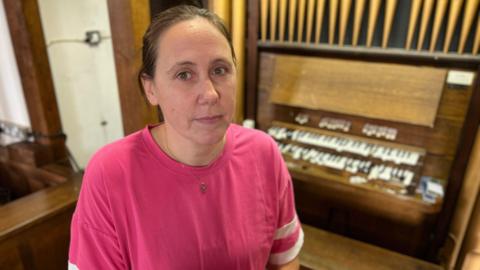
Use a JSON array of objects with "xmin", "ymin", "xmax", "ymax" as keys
[{"xmin": 141, "ymin": 75, "xmax": 159, "ymax": 106}]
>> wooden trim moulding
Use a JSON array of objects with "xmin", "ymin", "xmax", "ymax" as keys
[
  {"xmin": 107, "ymin": 0, "xmax": 158, "ymax": 135},
  {"xmin": 3, "ymin": 0, "xmax": 64, "ymax": 146},
  {"xmin": 246, "ymin": 0, "xmax": 260, "ymax": 122}
]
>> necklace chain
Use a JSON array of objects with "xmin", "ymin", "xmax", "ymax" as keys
[{"xmin": 162, "ymin": 127, "xmax": 208, "ymax": 194}]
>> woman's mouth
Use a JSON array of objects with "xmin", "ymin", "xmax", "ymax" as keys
[{"xmin": 194, "ymin": 115, "xmax": 223, "ymax": 125}]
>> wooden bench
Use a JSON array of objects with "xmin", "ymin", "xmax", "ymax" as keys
[
  {"xmin": 0, "ymin": 174, "xmax": 81, "ymax": 270},
  {"xmin": 299, "ymin": 225, "xmax": 444, "ymax": 270}
]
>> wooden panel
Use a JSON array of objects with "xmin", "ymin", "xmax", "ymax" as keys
[
  {"xmin": 246, "ymin": 0, "xmax": 260, "ymax": 120},
  {"xmin": 3, "ymin": 0, "xmax": 63, "ymax": 142},
  {"xmin": 107, "ymin": 0, "xmax": 158, "ymax": 135},
  {"xmin": 444, "ymin": 129, "xmax": 480, "ymax": 268},
  {"xmin": 293, "ymin": 175, "xmax": 439, "ymax": 256},
  {"xmin": 0, "ymin": 242, "xmax": 24, "ymax": 270},
  {"xmin": 457, "ymin": 181, "xmax": 480, "ymax": 269},
  {"xmin": 232, "ymin": 0, "xmax": 246, "ymax": 123},
  {"xmin": 268, "ymin": 54, "xmax": 447, "ymax": 127},
  {"xmin": 0, "ymin": 174, "xmax": 80, "ymax": 240},
  {"xmin": 0, "ymin": 175, "xmax": 81, "ymax": 269},
  {"xmin": 299, "ymin": 225, "xmax": 443, "ymax": 270}
]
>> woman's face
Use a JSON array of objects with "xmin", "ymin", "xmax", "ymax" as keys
[{"xmin": 143, "ymin": 18, "xmax": 236, "ymax": 146}]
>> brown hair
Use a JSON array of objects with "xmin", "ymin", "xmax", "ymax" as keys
[{"xmin": 138, "ymin": 5, "xmax": 236, "ymax": 86}]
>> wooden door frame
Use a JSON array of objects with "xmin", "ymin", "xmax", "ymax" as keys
[
  {"xmin": 106, "ymin": 0, "xmax": 158, "ymax": 135},
  {"xmin": 3, "ymin": 0, "xmax": 66, "ymax": 160}
]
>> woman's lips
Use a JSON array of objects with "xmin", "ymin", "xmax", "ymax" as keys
[{"xmin": 194, "ymin": 115, "xmax": 223, "ymax": 124}]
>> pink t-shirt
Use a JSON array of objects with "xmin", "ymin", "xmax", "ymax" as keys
[{"xmin": 68, "ymin": 124, "xmax": 303, "ymax": 269}]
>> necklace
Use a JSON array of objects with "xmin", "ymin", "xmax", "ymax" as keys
[{"xmin": 162, "ymin": 127, "xmax": 212, "ymax": 194}]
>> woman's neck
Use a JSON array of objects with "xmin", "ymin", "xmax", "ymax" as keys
[{"xmin": 152, "ymin": 123, "xmax": 226, "ymax": 167}]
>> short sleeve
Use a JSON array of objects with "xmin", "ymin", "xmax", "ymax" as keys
[
  {"xmin": 268, "ymin": 145, "xmax": 304, "ymax": 265},
  {"xmin": 68, "ymin": 154, "xmax": 125, "ymax": 270}
]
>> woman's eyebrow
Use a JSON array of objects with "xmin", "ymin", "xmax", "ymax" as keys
[
  {"xmin": 211, "ymin": 58, "xmax": 232, "ymax": 67},
  {"xmin": 166, "ymin": 61, "xmax": 195, "ymax": 74}
]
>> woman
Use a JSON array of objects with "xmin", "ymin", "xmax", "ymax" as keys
[{"xmin": 68, "ymin": 5, "xmax": 303, "ymax": 270}]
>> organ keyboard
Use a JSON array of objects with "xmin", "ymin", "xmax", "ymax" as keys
[{"xmin": 268, "ymin": 123, "xmax": 423, "ymax": 190}]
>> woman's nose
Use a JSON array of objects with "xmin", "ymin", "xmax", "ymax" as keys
[{"xmin": 198, "ymin": 78, "xmax": 219, "ymax": 105}]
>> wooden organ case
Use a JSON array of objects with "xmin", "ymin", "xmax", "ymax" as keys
[{"xmin": 246, "ymin": 0, "xmax": 480, "ymax": 262}]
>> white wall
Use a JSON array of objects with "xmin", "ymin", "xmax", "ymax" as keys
[
  {"xmin": 0, "ymin": 0, "xmax": 31, "ymax": 128},
  {"xmin": 38, "ymin": 0, "xmax": 124, "ymax": 168}
]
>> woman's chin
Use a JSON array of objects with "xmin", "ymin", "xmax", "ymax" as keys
[{"xmin": 193, "ymin": 125, "xmax": 229, "ymax": 146}]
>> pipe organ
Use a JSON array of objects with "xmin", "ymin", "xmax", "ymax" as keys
[
  {"xmin": 259, "ymin": 0, "xmax": 480, "ymax": 54},
  {"xmin": 248, "ymin": 0, "xmax": 480, "ymax": 261}
]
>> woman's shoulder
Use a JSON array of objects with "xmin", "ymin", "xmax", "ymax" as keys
[
  {"xmin": 85, "ymin": 128, "xmax": 146, "ymax": 171},
  {"xmin": 230, "ymin": 124, "xmax": 275, "ymax": 145},
  {"xmin": 229, "ymin": 124, "xmax": 279, "ymax": 156}
]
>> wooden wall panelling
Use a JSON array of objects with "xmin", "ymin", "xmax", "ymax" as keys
[
  {"xmin": 268, "ymin": 55, "xmax": 446, "ymax": 127},
  {"xmin": 443, "ymin": 128, "xmax": 480, "ymax": 269},
  {"xmin": 299, "ymin": 225, "xmax": 443, "ymax": 270},
  {"xmin": 3, "ymin": 0, "xmax": 66, "ymax": 160},
  {"xmin": 107, "ymin": 0, "xmax": 158, "ymax": 135},
  {"xmin": 430, "ymin": 67, "xmax": 480, "ymax": 260},
  {"xmin": 209, "ymin": 0, "xmax": 230, "ymax": 28},
  {"xmin": 457, "ymin": 187, "xmax": 480, "ymax": 269},
  {"xmin": 232, "ymin": 0, "xmax": 246, "ymax": 123},
  {"xmin": 246, "ymin": 0, "xmax": 260, "ymax": 120}
]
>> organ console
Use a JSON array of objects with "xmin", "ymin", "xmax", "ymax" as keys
[
  {"xmin": 252, "ymin": 51, "xmax": 479, "ymax": 260},
  {"xmin": 246, "ymin": 0, "xmax": 480, "ymax": 261}
]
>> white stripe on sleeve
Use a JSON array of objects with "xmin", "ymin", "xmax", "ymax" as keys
[
  {"xmin": 274, "ymin": 215, "xmax": 298, "ymax": 240},
  {"xmin": 269, "ymin": 227, "xmax": 304, "ymax": 265},
  {"xmin": 68, "ymin": 261, "xmax": 79, "ymax": 270}
]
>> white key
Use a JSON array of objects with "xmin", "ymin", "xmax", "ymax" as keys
[
  {"xmin": 368, "ymin": 165, "xmax": 380, "ymax": 180},
  {"xmin": 403, "ymin": 170, "xmax": 414, "ymax": 186}
]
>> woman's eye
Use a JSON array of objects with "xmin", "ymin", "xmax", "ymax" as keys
[
  {"xmin": 213, "ymin": 67, "xmax": 227, "ymax": 76},
  {"xmin": 176, "ymin": 71, "xmax": 192, "ymax": 80}
]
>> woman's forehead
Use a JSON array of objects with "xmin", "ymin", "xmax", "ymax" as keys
[{"xmin": 156, "ymin": 18, "xmax": 231, "ymax": 64}]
